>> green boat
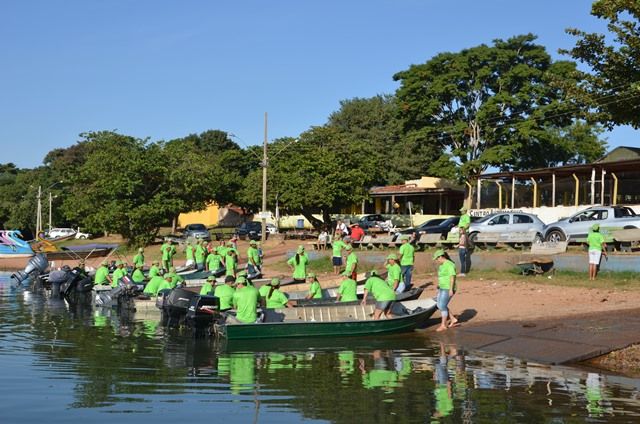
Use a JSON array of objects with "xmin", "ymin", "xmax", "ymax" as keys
[{"xmin": 213, "ymin": 299, "xmax": 437, "ymax": 340}]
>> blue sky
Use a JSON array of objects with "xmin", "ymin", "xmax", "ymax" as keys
[{"xmin": 1, "ymin": 0, "xmax": 636, "ymax": 168}]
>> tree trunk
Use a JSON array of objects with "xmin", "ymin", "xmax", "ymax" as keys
[
  {"xmin": 300, "ymin": 208, "xmax": 325, "ymax": 231},
  {"xmin": 171, "ymin": 216, "xmax": 177, "ymax": 233}
]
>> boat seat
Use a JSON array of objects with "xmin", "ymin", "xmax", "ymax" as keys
[{"xmin": 277, "ymin": 304, "xmax": 377, "ymax": 322}]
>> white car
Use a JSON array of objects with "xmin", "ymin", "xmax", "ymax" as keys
[
  {"xmin": 75, "ymin": 229, "xmax": 91, "ymax": 240},
  {"xmin": 48, "ymin": 228, "xmax": 76, "ymax": 239}
]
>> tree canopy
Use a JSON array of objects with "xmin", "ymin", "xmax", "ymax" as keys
[{"xmin": 393, "ymin": 34, "xmax": 606, "ymax": 183}]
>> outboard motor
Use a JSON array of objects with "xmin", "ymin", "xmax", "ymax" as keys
[
  {"xmin": 185, "ymin": 295, "xmax": 220, "ymax": 337},
  {"xmin": 11, "ymin": 253, "xmax": 49, "ymax": 287},
  {"xmin": 49, "ymin": 266, "xmax": 72, "ymax": 299},
  {"xmin": 94, "ymin": 276, "xmax": 141, "ymax": 309},
  {"xmin": 162, "ymin": 288, "xmax": 201, "ymax": 327}
]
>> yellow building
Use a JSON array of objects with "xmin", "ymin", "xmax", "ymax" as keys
[{"xmin": 178, "ymin": 203, "xmax": 220, "ymax": 228}]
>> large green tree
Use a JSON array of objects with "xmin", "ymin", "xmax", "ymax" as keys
[
  {"xmin": 564, "ymin": 0, "xmax": 640, "ymax": 128},
  {"xmin": 394, "ymin": 34, "xmax": 606, "ymax": 183}
]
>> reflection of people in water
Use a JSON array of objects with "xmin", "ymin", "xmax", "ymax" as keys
[
  {"xmin": 432, "ymin": 342, "xmax": 454, "ymax": 419},
  {"xmin": 217, "ymin": 353, "xmax": 256, "ymax": 395},
  {"xmin": 359, "ymin": 350, "xmax": 411, "ymax": 394},
  {"xmin": 585, "ymin": 373, "xmax": 612, "ymax": 418},
  {"xmin": 338, "ymin": 351, "xmax": 355, "ymax": 382}
]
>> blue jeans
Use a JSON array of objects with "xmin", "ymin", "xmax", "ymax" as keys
[
  {"xmin": 401, "ymin": 265, "xmax": 413, "ymax": 289},
  {"xmin": 459, "ymin": 248, "xmax": 469, "ymax": 274},
  {"xmin": 436, "ymin": 288, "xmax": 451, "ymax": 317},
  {"xmin": 196, "ymin": 262, "xmax": 204, "ymax": 272}
]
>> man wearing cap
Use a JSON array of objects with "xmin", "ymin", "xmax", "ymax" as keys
[
  {"xmin": 164, "ymin": 266, "xmax": 184, "ymax": 288},
  {"xmin": 230, "ymin": 275, "xmax": 260, "ymax": 324},
  {"xmin": 157, "ymin": 274, "xmax": 175, "ymax": 292},
  {"xmin": 397, "ymin": 235, "xmax": 415, "ymax": 290},
  {"xmin": 184, "ymin": 241, "xmax": 195, "ymax": 268},
  {"xmin": 206, "ymin": 248, "xmax": 223, "ymax": 274},
  {"xmin": 148, "ymin": 260, "xmax": 161, "ymax": 279},
  {"xmin": 94, "ymin": 260, "xmax": 112, "ymax": 286},
  {"xmin": 132, "ymin": 263, "xmax": 146, "ymax": 284},
  {"xmin": 386, "ymin": 254, "xmax": 405, "ymax": 293},
  {"xmin": 305, "ymin": 273, "xmax": 322, "ymax": 300},
  {"xmin": 200, "ymin": 275, "xmax": 218, "ymax": 296},
  {"xmin": 195, "ymin": 240, "xmax": 206, "ymax": 271},
  {"xmin": 336, "ymin": 270, "xmax": 357, "ymax": 302},
  {"xmin": 264, "ymin": 277, "xmax": 293, "ymax": 309},
  {"xmin": 132, "ymin": 248, "xmax": 145, "ymax": 268},
  {"xmin": 344, "ymin": 244, "xmax": 358, "ymax": 280},
  {"xmin": 214, "ymin": 275, "xmax": 236, "ymax": 311},
  {"xmin": 247, "ymin": 240, "xmax": 262, "ymax": 277},
  {"xmin": 361, "ymin": 271, "xmax": 396, "ymax": 319},
  {"xmin": 287, "ymin": 245, "xmax": 309, "ymax": 284},
  {"xmin": 350, "ymin": 224, "xmax": 365, "ymax": 242},
  {"xmin": 587, "ymin": 224, "xmax": 607, "ymax": 281},
  {"xmin": 433, "ymin": 249, "xmax": 459, "ymax": 331},
  {"xmin": 225, "ymin": 248, "xmax": 238, "ymax": 278},
  {"xmin": 143, "ymin": 273, "xmax": 166, "ymax": 296},
  {"xmin": 160, "ymin": 239, "xmax": 172, "ymax": 271},
  {"xmin": 459, "ymin": 207, "xmax": 471, "ymax": 231},
  {"xmin": 111, "ymin": 261, "xmax": 127, "ymax": 288},
  {"xmin": 331, "ymin": 235, "xmax": 347, "ymax": 275}
]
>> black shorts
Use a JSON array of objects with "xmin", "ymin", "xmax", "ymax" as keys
[{"xmin": 332, "ymin": 257, "xmax": 342, "ymax": 266}]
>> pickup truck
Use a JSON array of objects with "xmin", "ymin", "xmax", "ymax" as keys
[{"xmin": 543, "ymin": 206, "xmax": 640, "ymax": 242}]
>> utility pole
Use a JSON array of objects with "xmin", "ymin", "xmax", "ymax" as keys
[
  {"xmin": 48, "ymin": 192, "xmax": 53, "ymax": 231},
  {"xmin": 261, "ymin": 112, "xmax": 268, "ymax": 244},
  {"xmin": 36, "ymin": 185, "xmax": 42, "ymax": 236}
]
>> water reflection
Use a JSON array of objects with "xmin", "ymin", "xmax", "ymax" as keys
[{"xmin": 1, "ymin": 275, "xmax": 640, "ymax": 423}]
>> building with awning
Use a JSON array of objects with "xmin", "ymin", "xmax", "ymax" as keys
[{"xmin": 367, "ymin": 176, "xmax": 464, "ymax": 215}]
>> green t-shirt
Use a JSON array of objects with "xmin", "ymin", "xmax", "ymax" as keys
[
  {"xmin": 132, "ymin": 268, "xmax": 145, "ymax": 283},
  {"xmin": 345, "ymin": 252, "xmax": 358, "ymax": 274},
  {"xmin": 233, "ymin": 286, "xmax": 259, "ymax": 323},
  {"xmin": 258, "ymin": 284, "xmax": 271, "ymax": 298},
  {"xmin": 94, "ymin": 266, "xmax": 109, "ymax": 285},
  {"xmin": 386, "ymin": 263, "xmax": 403, "ymax": 288},
  {"xmin": 332, "ymin": 240, "xmax": 346, "ymax": 257},
  {"xmin": 214, "ymin": 284, "xmax": 236, "ymax": 310},
  {"xmin": 157, "ymin": 280, "xmax": 172, "ymax": 292},
  {"xmin": 132, "ymin": 253, "xmax": 144, "ymax": 267},
  {"xmin": 164, "ymin": 272, "xmax": 183, "ymax": 288},
  {"xmin": 111, "ymin": 268, "xmax": 126, "ymax": 288},
  {"xmin": 143, "ymin": 275, "xmax": 165, "ymax": 296},
  {"xmin": 459, "ymin": 213, "xmax": 471, "ymax": 229},
  {"xmin": 148, "ymin": 265, "xmax": 160, "ymax": 279},
  {"xmin": 185, "ymin": 245, "xmax": 194, "ymax": 260},
  {"xmin": 287, "ymin": 254, "xmax": 309, "ymax": 279},
  {"xmin": 364, "ymin": 276, "xmax": 396, "ymax": 302},
  {"xmin": 438, "ymin": 260, "xmax": 457, "ymax": 290},
  {"xmin": 338, "ymin": 278, "xmax": 357, "ymax": 302},
  {"xmin": 308, "ymin": 281, "xmax": 322, "ymax": 299},
  {"xmin": 200, "ymin": 282, "xmax": 214, "ymax": 296},
  {"xmin": 195, "ymin": 245, "xmax": 206, "ymax": 263},
  {"xmin": 398, "ymin": 243, "xmax": 415, "ymax": 266},
  {"xmin": 225, "ymin": 254, "xmax": 237, "ymax": 276},
  {"xmin": 206, "ymin": 253, "xmax": 222, "ymax": 271},
  {"xmin": 587, "ymin": 231, "xmax": 605, "ymax": 252},
  {"xmin": 161, "ymin": 243, "xmax": 171, "ymax": 260},
  {"xmin": 266, "ymin": 288, "xmax": 289, "ymax": 309},
  {"xmin": 435, "ymin": 385, "xmax": 454, "ymax": 417},
  {"xmin": 247, "ymin": 246, "xmax": 261, "ymax": 266},
  {"xmin": 217, "ymin": 246, "xmax": 228, "ymax": 257}
]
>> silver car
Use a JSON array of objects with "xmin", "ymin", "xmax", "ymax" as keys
[
  {"xmin": 543, "ymin": 206, "xmax": 640, "ymax": 242},
  {"xmin": 468, "ymin": 212, "xmax": 545, "ymax": 243}
]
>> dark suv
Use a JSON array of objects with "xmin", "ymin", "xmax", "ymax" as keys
[
  {"xmin": 235, "ymin": 221, "xmax": 266, "ymax": 241},
  {"xmin": 183, "ymin": 223, "xmax": 211, "ymax": 241}
]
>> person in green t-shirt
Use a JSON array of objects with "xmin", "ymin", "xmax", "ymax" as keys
[
  {"xmin": 160, "ymin": 240, "xmax": 171, "ymax": 271},
  {"xmin": 206, "ymin": 250, "xmax": 223, "ymax": 273},
  {"xmin": 143, "ymin": 275, "xmax": 166, "ymax": 296},
  {"xmin": 336, "ymin": 271, "xmax": 358, "ymax": 302},
  {"xmin": 331, "ymin": 236, "xmax": 347, "ymax": 275},
  {"xmin": 305, "ymin": 273, "xmax": 323, "ymax": 300},
  {"xmin": 148, "ymin": 260, "xmax": 161, "ymax": 279},
  {"xmin": 94, "ymin": 260, "xmax": 111, "ymax": 286},
  {"xmin": 264, "ymin": 278, "xmax": 293, "ymax": 309},
  {"xmin": 195, "ymin": 241, "xmax": 206, "ymax": 271},
  {"xmin": 157, "ymin": 274, "xmax": 174, "ymax": 292},
  {"xmin": 433, "ymin": 249, "xmax": 459, "ymax": 332},
  {"xmin": 199, "ymin": 275, "xmax": 217, "ymax": 296},
  {"xmin": 185, "ymin": 242, "xmax": 195, "ymax": 268},
  {"xmin": 287, "ymin": 245, "xmax": 309, "ymax": 283},
  {"xmin": 385, "ymin": 254, "xmax": 404, "ymax": 293},
  {"xmin": 459, "ymin": 206, "xmax": 471, "ymax": 230},
  {"xmin": 246, "ymin": 240, "xmax": 262, "ymax": 277},
  {"xmin": 132, "ymin": 263, "xmax": 145, "ymax": 284},
  {"xmin": 344, "ymin": 244, "xmax": 358, "ymax": 279},
  {"xmin": 132, "ymin": 247, "xmax": 145, "ymax": 268},
  {"xmin": 225, "ymin": 249, "xmax": 237, "ymax": 277},
  {"xmin": 111, "ymin": 261, "xmax": 127, "ymax": 288},
  {"xmin": 361, "ymin": 271, "xmax": 396, "ymax": 320},
  {"xmin": 398, "ymin": 235, "xmax": 415, "ymax": 289},
  {"xmin": 163, "ymin": 266, "xmax": 184, "ymax": 288},
  {"xmin": 214, "ymin": 275, "xmax": 236, "ymax": 311},
  {"xmin": 587, "ymin": 223, "xmax": 607, "ymax": 281},
  {"xmin": 231, "ymin": 277, "xmax": 260, "ymax": 324}
]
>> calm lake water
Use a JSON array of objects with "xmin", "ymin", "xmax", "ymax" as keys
[{"xmin": 2, "ymin": 273, "xmax": 640, "ymax": 423}]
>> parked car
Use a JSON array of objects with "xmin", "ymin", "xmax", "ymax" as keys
[
  {"xmin": 468, "ymin": 212, "xmax": 545, "ymax": 243},
  {"xmin": 357, "ymin": 214, "xmax": 385, "ymax": 229},
  {"xmin": 183, "ymin": 223, "xmax": 211, "ymax": 241},
  {"xmin": 266, "ymin": 223, "xmax": 278, "ymax": 235},
  {"xmin": 75, "ymin": 228, "xmax": 91, "ymax": 239},
  {"xmin": 395, "ymin": 217, "xmax": 460, "ymax": 241},
  {"xmin": 543, "ymin": 206, "xmax": 640, "ymax": 242},
  {"xmin": 47, "ymin": 228, "xmax": 76, "ymax": 239},
  {"xmin": 235, "ymin": 221, "xmax": 268, "ymax": 241}
]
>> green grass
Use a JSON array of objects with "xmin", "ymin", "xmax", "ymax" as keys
[{"xmin": 471, "ymin": 268, "xmax": 640, "ymax": 290}]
